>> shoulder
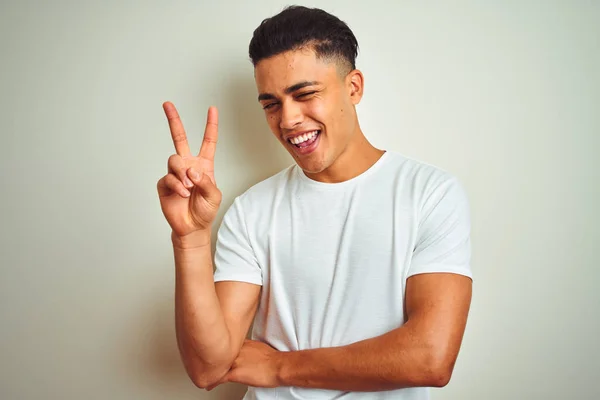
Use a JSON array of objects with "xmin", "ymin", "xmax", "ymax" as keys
[
  {"xmin": 386, "ymin": 151, "xmax": 454, "ymax": 181},
  {"xmin": 218, "ymin": 164, "xmax": 296, "ymax": 233},
  {"xmin": 384, "ymin": 151, "xmax": 460, "ymax": 187},
  {"xmin": 234, "ymin": 163, "xmax": 297, "ymax": 209},
  {"xmin": 383, "ymin": 151, "xmax": 468, "ymax": 209}
]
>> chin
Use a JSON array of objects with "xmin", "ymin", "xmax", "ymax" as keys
[
  {"xmin": 297, "ymin": 157, "xmax": 330, "ymax": 175},
  {"xmin": 283, "ymin": 138, "xmax": 334, "ymax": 175}
]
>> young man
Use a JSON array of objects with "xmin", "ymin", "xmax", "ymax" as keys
[{"xmin": 157, "ymin": 6, "xmax": 472, "ymax": 400}]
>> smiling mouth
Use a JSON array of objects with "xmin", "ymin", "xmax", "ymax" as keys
[{"xmin": 288, "ymin": 130, "xmax": 321, "ymax": 148}]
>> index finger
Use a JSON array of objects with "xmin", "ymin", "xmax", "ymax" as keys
[
  {"xmin": 163, "ymin": 101, "xmax": 191, "ymax": 157},
  {"xmin": 198, "ymin": 106, "xmax": 218, "ymax": 161}
]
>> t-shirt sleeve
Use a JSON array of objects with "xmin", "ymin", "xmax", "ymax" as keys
[
  {"xmin": 407, "ymin": 177, "xmax": 473, "ymax": 279},
  {"xmin": 213, "ymin": 197, "xmax": 263, "ymax": 285}
]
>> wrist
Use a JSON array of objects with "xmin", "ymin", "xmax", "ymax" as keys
[
  {"xmin": 171, "ymin": 229, "xmax": 212, "ymax": 249},
  {"xmin": 274, "ymin": 350, "xmax": 295, "ymax": 387}
]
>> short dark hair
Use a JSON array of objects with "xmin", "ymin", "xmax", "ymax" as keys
[{"xmin": 249, "ymin": 5, "xmax": 359, "ymax": 73}]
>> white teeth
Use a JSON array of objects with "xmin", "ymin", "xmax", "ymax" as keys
[{"xmin": 290, "ymin": 130, "xmax": 318, "ymax": 145}]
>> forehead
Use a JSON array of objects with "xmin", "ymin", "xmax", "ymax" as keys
[{"xmin": 254, "ymin": 49, "xmax": 338, "ymax": 92}]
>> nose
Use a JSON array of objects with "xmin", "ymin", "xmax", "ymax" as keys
[{"xmin": 279, "ymin": 100, "xmax": 303, "ymax": 130}]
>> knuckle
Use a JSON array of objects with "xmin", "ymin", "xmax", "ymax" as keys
[
  {"xmin": 165, "ymin": 174, "xmax": 178, "ymax": 186},
  {"xmin": 172, "ymin": 133, "xmax": 187, "ymax": 143},
  {"xmin": 167, "ymin": 154, "xmax": 180, "ymax": 166},
  {"xmin": 167, "ymin": 156, "xmax": 187, "ymax": 177}
]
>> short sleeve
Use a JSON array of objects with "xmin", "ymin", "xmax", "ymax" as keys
[
  {"xmin": 213, "ymin": 197, "xmax": 263, "ymax": 285},
  {"xmin": 408, "ymin": 177, "xmax": 472, "ymax": 279}
]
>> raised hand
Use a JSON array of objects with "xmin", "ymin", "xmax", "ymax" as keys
[{"xmin": 157, "ymin": 102, "xmax": 222, "ymax": 241}]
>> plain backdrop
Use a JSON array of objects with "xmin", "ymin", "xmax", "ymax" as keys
[{"xmin": 1, "ymin": 1, "xmax": 598, "ymax": 399}]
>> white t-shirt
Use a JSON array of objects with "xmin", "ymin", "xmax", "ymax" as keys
[{"xmin": 214, "ymin": 151, "xmax": 472, "ymax": 400}]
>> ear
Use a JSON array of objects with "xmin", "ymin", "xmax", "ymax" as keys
[{"xmin": 346, "ymin": 69, "xmax": 364, "ymax": 105}]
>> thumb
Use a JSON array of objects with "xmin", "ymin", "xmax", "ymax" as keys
[{"xmin": 189, "ymin": 169, "xmax": 221, "ymax": 205}]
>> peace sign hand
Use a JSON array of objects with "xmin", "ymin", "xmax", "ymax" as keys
[{"xmin": 157, "ymin": 102, "xmax": 222, "ymax": 241}]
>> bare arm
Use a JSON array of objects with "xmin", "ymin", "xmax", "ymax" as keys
[
  {"xmin": 274, "ymin": 273, "xmax": 472, "ymax": 390},
  {"xmin": 173, "ymin": 231, "xmax": 260, "ymax": 388},
  {"xmin": 157, "ymin": 102, "xmax": 261, "ymax": 388},
  {"xmin": 214, "ymin": 281, "xmax": 261, "ymax": 363}
]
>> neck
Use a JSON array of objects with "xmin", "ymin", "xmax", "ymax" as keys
[{"xmin": 305, "ymin": 130, "xmax": 385, "ymax": 183}]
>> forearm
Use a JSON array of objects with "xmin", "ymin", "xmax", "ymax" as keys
[
  {"xmin": 277, "ymin": 322, "xmax": 450, "ymax": 391},
  {"xmin": 172, "ymin": 230, "xmax": 232, "ymax": 385}
]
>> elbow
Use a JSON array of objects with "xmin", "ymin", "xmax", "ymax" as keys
[
  {"xmin": 410, "ymin": 344, "xmax": 456, "ymax": 388},
  {"xmin": 191, "ymin": 376, "xmax": 217, "ymax": 390},
  {"xmin": 423, "ymin": 351, "xmax": 456, "ymax": 388},
  {"xmin": 181, "ymin": 351, "xmax": 233, "ymax": 389},
  {"xmin": 427, "ymin": 365, "xmax": 452, "ymax": 388},
  {"xmin": 191, "ymin": 375, "xmax": 212, "ymax": 390},
  {"xmin": 180, "ymin": 338, "xmax": 234, "ymax": 389},
  {"xmin": 189, "ymin": 364, "xmax": 231, "ymax": 389}
]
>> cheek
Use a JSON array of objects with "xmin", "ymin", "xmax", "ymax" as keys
[
  {"xmin": 267, "ymin": 113, "xmax": 284, "ymax": 138},
  {"xmin": 315, "ymin": 98, "xmax": 343, "ymax": 129},
  {"xmin": 305, "ymin": 100, "xmax": 329, "ymax": 124},
  {"xmin": 267, "ymin": 113, "xmax": 278, "ymax": 126}
]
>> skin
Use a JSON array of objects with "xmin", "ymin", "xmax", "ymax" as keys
[
  {"xmin": 255, "ymin": 47, "xmax": 385, "ymax": 182},
  {"xmin": 208, "ymin": 273, "xmax": 471, "ymax": 391},
  {"xmin": 157, "ymin": 46, "xmax": 472, "ymax": 392}
]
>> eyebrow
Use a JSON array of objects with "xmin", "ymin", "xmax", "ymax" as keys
[{"xmin": 258, "ymin": 81, "xmax": 321, "ymax": 101}]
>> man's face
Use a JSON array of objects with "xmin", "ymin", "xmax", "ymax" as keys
[{"xmin": 254, "ymin": 48, "xmax": 361, "ymax": 176}]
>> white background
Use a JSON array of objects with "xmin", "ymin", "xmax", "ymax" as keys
[{"xmin": 1, "ymin": 1, "xmax": 598, "ymax": 399}]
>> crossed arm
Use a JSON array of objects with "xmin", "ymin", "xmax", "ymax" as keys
[
  {"xmin": 161, "ymin": 102, "xmax": 472, "ymax": 391},
  {"xmin": 203, "ymin": 272, "xmax": 472, "ymax": 391}
]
